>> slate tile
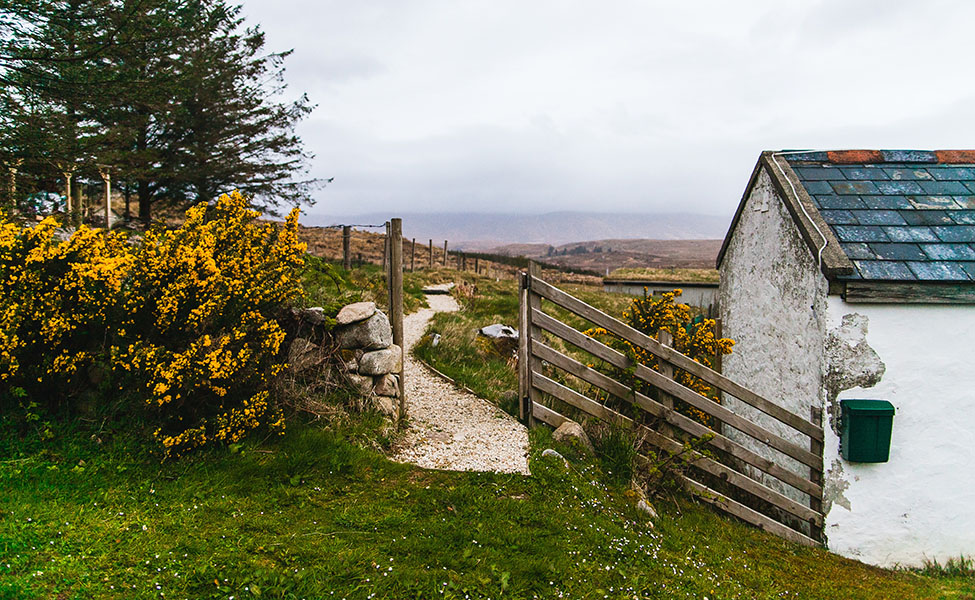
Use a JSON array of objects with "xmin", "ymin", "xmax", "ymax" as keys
[
  {"xmin": 964, "ymin": 182, "xmax": 975, "ymax": 194},
  {"xmin": 949, "ymin": 211, "xmax": 975, "ymax": 225},
  {"xmin": 854, "ymin": 260, "xmax": 916, "ymax": 280},
  {"xmin": 840, "ymin": 166, "xmax": 890, "ymax": 180},
  {"xmin": 815, "ymin": 195, "xmax": 865, "ymax": 210},
  {"xmin": 877, "ymin": 181, "xmax": 926, "ymax": 194},
  {"xmin": 801, "ymin": 180, "xmax": 834, "ymax": 195},
  {"xmin": 795, "ymin": 167, "xmax": 845, "ymax": 180},
  {"xmin": 821, "ymin": 210, "xmax": 858, "ymax": 225},
  {"xmin": 831, "ymin": 181, "xmax": 881, "ymax": 195},
  {"xmin": 960, "ymin": 262, "xmax": 975, "ymax": 279},
  {"xmin": 900, "ymin": 210, "xmax": 953, "ymax": 225},
  {"xmin": 882, "ymin": 226, "xmax": 939, "ymax": 242},
  {"xmin": 867, "ymin": 243, "xmax": 926, "ymax": 261},
  {"xmin": 920, "ymin": 244, "xmax": 975, "ymax": 261},
  {"xmin": 908, "ymin": 195, "xmax": 960, "ymax": 210},
  {"xmin": 932, "ymin": 226, "xmax": 975, "ymax": 242},
  {"xmin": 907, "ymin": 261, "xmax": 971, "ymax": 281},
  {"xmin": 840, "ymin": 243, "xmax": 875, "ymax": 260},
  {"xmin": 862, "ymin": 195, "xmax": 913, "ymax": 210},
  {"xmin": 952, "ymin": 196, "xmax": 975, "ymax": 209},
  {"xmin": 880, "ymin": 150, "xmax": 938, "ymax": 163},
  {"xmin": 833, "ymin": 225, "xmax": 890, "ymax": 243},
  {"xmin": 783, "ymin": 151, "xmax": 829, "ymax": 161},
  {"xmin": 919, "ymin": 180, "xmax": 970, "ymax": 195},
  {"xmin": 882, "ymin": 167, "xmax": 934, "ymax": 181},
  {"xmin": 854, "ymin": 210, "xmax": 907, "ymax": 226},
  {"xmin": 927, "ymin": 167, "xmax": 975, "ymax": 181}
]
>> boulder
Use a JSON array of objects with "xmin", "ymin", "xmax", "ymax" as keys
[
  {"xmin": 541, "ymin": 448, "xmax": 569, "ymax": 468},
  {"xmin": 347, "ymin": 373, "xmax": 373, "ymax": 395},
  {"xmin": 288, "ymin": 337, "xmax": 323, "ymax": 373},
  {"xmin": 336, "ymin": 311, "xmax": 392, "ymax": 350},
  {"xmin": 479, "ymin": 323, "xmax": 519, "ymax": 340},
  {"xmin": 373, "ymin": 374, "xmax": 400, "ymax": 397},
  {"xmin": 336, "ymin": 301, "xmax": 377, "ymax": 326},
  {"xmin": 302, "ymin": 306, "xmax": 327, "ymax": 326},
  {"xmin": 359, "ymin": 345, "xmax": 402, "ymax": 376},
  {"xmin": 371, "ymin": 395, "xmax": 398, "ymax": 417},
  {"xmin": 552, "ymin": 420, "xmax": 594, "ymax": 453}
]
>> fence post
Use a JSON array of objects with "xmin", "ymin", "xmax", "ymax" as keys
[
  {"xmin": 809, "ymin": 406, "xmax": 824, "ymax": 542},
  {"xmin": 342, "ymin": 225, "xmax": 351, "ymax": 270},
  {"xmin": 443, "ymin": 240, "xmax": 448, "ymax": 266},
  {"xmin": 657, "ymin": 329, "xmax": 676, "ymax": 439},
  {"xmin": 410, "ymin": 238, "xmax": 416, "ymax": 272},
  {"xmin": 474, "ymin": 257, "xmax": 479, "ymax": 274},
  {"xmin": 428, "ymin": 239, "xmax": 433, "ymax": 268},
  {"xmin": 389, "ymin": 218, "xmax": 406, "ymax": 422},
  {"xmin": 461, "ymin": 253, "xmax": 467, "ymax": 271},
  {"xmin": 519, "ymin": 271, "xmax": 530, "ymax": 422},
  {"xmin": 383, "ymin": 221, "xmax": 389, "ymax": 274},
  {"xmin": 526, "ymin": 261, "xmax": 543, "ymax": 427}
]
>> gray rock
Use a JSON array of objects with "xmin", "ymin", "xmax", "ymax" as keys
[
  {"xmin": 637, "ymin": 499, "xmax": 658, "ymax": 521},
  {"xmin": 359, "ymin": 345, "xmax": 402, "ymax": 375},
  {"xmin": 288, "ymin": 337, "xmax": 323, "ymax": 373},
  {"xmin": 371, "ymin": 395, "xmax": 398, "ymax": 417},
  {"xmin": 347, "ymin": 373, "xmax": 373, "ymax": 395},
  {"xmin": 302, "ymin": 306, "xmax": 327, "ymax": 325},
  {"xmin": 336, "ymin": 311, "xmax": 392, "ymax": 350},
  {"xmin": 373, "ymin": 374, "xmax": 400, "ymax": 397},
  {"xmin": 552, "ymin": 420, "xmax": 594, "ymax": 452},
  {"xmin": 541, "ymin": 448, "xmax": 569, "ymax": 467},
  {"xmin": 336, "ymin": 301, "xmax": 377, "ymax": 326},
  {"xmin": 479, "ymin": 323, "xmax": 519, "ymax": 340},
  {"xmin": 422, "ymin": 283, "xmax": 455, "ymax": 295},
  {"xmin": 431, "ymin": 333, "xmax": 441, "ymax": 347}
]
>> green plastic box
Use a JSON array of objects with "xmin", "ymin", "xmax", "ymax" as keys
[{"xmin": 840, "ymin": 399, "xmax": 895, "ymax": 463}]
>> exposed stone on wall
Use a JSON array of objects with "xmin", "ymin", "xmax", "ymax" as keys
[
  {"xmin": 823, "ymin": 313, "xmax": 885, "ymax": 435},
  {"xmin": 336, "ymin": 311, "xmax": 392, "ymax": 350},
  {"xmin": 335, "ymin": 303, "xmax": 401, "ymax": 414}
]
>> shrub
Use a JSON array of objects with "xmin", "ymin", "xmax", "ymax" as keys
[{"xmin": 0, "ymin": 191, "xmax": 306, "ymax": 457}]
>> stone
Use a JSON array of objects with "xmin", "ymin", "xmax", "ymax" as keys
[
  {"xmin": 302, "ymin": 306, "xmax": 327, "ymax": 326},
  {"xmin": 336, "ymin": 311, "xmax": 392, "ymax": 350},
  {"xmin": 541, "ymin": 448, "xmax": 570, "ymax": 468},
  {"xmin": 288, "ymin": 337, "xmax": 323, "ymax": 373},
  {"xmin": 345, "ymin": 359, "xmax": 358, "ymax": 373},
  {"xmin": 552, "ymin": 420, "xmax": 594, "ymax": 453},
  {"xmin": 373, "ymin": 374, "xmax": 400, "ymax": 397},
  {"xmin": 637, "ymin": 499, "xmax": 658, "ymax": 521},
  {"xmin": 336, "ymin": 301, "xmax": 377, "ymax": 326},
  {"xmin": 431, "ymin": 333, "xmax": 441, "ymax": 347},
  {"xmin": 479, "ymin": 323, "xmax": 519, "ymax": 340},
  {"xmin": 422, "ymin": 282, "xmax": 455, "ymax": 295},
  {"xmin": 347, "ymin": 373, "xmax": 373, "ymax": 395},
  {"xmin": 359, "ymin": 345, "xmax": 402, "ymax": 376},
  {"xmin": 371, "ymin": 395, "xmax": 397, "ymax": 417}
]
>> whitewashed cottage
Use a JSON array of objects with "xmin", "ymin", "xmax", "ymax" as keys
[{"xmin": 718, "ymin": 149, "xmax": 975, "ymax": 567}]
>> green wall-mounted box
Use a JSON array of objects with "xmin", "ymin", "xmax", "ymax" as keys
[{"xmin": 840, "ymin": 399, "xmax": 895, "ymax": 463}]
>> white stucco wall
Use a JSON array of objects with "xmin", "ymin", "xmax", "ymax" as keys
[
  {"xmin": 823, "ymin": 296, "xmax": 975, "ymax": 567},
  {"xmin": 718, "ymin": 167, "xmax": 828, "ymax": 502}
]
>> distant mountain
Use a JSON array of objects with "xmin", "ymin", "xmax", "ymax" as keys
[{"xmin": 304, "ymin": 211, "xmax": 730, "ymax": 249}]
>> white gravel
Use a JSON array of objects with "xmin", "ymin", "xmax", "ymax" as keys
[{"xmin": 391, "ymin": 292, "xmax": 530, "ymax": 475}]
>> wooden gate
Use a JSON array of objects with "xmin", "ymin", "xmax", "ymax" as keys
[{"xmin": 518, "ymin": 264, "xmax": 825, "ymax": 546}]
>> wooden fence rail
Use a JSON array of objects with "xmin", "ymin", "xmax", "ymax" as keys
[{"xmin": 518, "ymin": 264, "xmax": 825, "ymax": 546}]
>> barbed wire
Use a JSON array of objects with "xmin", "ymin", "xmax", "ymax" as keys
[{"xmin": 318, "ymin": 223, "xmax": 388, "ymax": 229}]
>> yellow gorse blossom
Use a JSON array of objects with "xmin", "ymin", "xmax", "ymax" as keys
[{"xmin": 1, "ymin": 190, "xmax": 305, "ymax": 458}]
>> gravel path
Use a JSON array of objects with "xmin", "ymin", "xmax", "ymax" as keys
[{"xmin": 392, "ymin": 292, "xmax": 530, "ymax": 475}]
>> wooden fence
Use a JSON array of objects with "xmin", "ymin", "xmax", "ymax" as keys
[{"xmin": 518, "ymin": 263, "xmax": 825, "ymax": 546}]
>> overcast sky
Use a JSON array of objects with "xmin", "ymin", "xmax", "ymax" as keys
[{"xmin": 241, "ymin": 0, "xmax": 975, "ymax": 221}]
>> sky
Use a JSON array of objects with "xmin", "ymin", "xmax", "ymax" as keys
[{"xmin": 241, "ymin": 0, "xmax": 975, "ymax": 221}]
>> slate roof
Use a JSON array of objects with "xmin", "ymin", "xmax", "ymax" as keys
[{"xmin": 784, "ymin": 150, "xmax": 975, "ymax": 282}]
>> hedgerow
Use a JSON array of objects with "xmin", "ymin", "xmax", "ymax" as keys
[{"xmin": 0, "ymin": 191, "xmax": 306, "ymax": 457}]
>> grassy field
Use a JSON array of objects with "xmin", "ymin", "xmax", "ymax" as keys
[
  {"xmin": 607, "ymin": 268, "xmax": 720, "ymax": 283},
  {"xmin": 2, "ymin": 266, "xmax": 973, "ymax": 599}
]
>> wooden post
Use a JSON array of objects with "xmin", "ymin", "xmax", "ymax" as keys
[
  {"xmin": 410, "ymin": 237, "xmax": 416, "ymax": 272},
  {"xmin": 443, "ymin": 240, "xmax": 448, "ymax": 266},
  {"xmin": 389, "ymin": 218, "xmax": 406, "ymax": 421},
  {"xmin": 474, "ymin": 257, "xmax": 479, "ymax": 274},
  {"xmin": 526, "ymin": 261, "xmax": 543, "ymax": 427},
  {"xmin": 98, "ymin": 165, "xmax": 112, "ymax": 229},
  {"xmin": 657, "ymin": 329, "xmax": 676, "ymax": 439},
  {"xmin": 342, "ymin": 225, "xmax": 352, "ymax": 270},
  {"xmin": 809, "ymin": 405, "xmax": 824, "ymax": 542},
  {"xmin": 519, "ymin": 271, "xmax": 530, "ymax": 421},
  {"xmin": 461, "ymin": 253, "xmax": 467, "ymax": 271},
  {"xmin": 428, "ymin": 239, "xmax": 433, "ymax": 268},
  {"xmin": 382, "ymin": 221, "xmax": 389, "ymax": 274}
]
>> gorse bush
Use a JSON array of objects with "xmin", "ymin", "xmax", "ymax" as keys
[
  {"xmin": 0, "ymin": 191, "xmax": 306, "ymax": 456},
  {"xmin": 586, "ymin": 290, "xmax": 734, "ymax": 426}
]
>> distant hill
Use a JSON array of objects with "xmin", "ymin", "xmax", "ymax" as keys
[
  {"xmin": 305, "ymin": 211, "xmax": 730, "ymax": 248},
  {"xmin": 489, "ymin": 238, "xmax": 722, "ymax": 272}
]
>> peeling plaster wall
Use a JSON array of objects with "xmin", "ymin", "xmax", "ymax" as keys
[
  {"xmin": 823, "ymin": 296, "xmax": 975, "ymax": 567},
  {"xmin": 718, "ymin": 167, "xmax": 828, "ymax": 502}
]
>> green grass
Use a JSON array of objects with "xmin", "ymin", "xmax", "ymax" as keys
[
  {"xmin": 608, "ymin": 268, "xmax": 720, "ymax": 283},
  {"xmin": 2, "ymin": 416, "xmax": 971, "ymax": 599}
]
